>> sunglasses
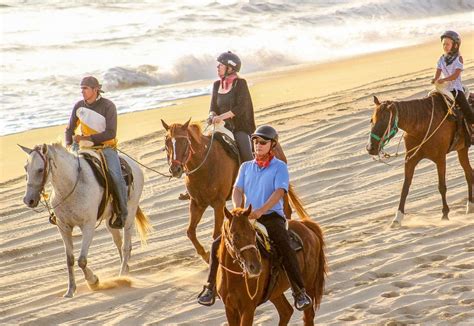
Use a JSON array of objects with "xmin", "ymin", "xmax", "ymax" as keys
[{"xmin": 252, "ymin": 138, "xmax": 270, "ymax": 145}]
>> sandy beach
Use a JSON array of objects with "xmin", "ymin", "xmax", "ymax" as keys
[{"xmin": 1, "ymin": 34, "xmax": 474, "ymax": 325}]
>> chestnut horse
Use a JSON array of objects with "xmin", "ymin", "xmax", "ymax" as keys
[
  {"xmin": 161, "ymin": 119, "xmax": 292, "ymax": 262},
  {"xmin": 218, "ymin": 206, "xmax": 326, "ymax": 326},
  {"xmin": 367, "ymin": 95, "xmax": 473, "ymax": 227}
]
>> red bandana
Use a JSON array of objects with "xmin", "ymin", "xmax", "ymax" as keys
[
  {"xmin": 220, "ymin": 73, "xmax": 238, "ymax": 91},
  {"xmin": 255, "ymin": 153, "xmax": 274, "ymax": 168}
]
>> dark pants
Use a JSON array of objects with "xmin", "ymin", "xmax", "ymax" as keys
[
  {"xmin": 234, "ymin": 131, "xmax": 253, "ymax": 162},
  {"xmin": 206, "ymin": 212, "xmax": 305, "ymax": 291},
  {"xmin": 452, "ymin": 90, "xmax": 474, "ymax": 124}
]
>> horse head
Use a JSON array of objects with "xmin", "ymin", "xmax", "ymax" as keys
[
  {"xmin": 19, "ymin": 143, "xmax": 51, "ymax": 208},
  {"xmin": 161, "ymin": 118, "xmax": 194, "ymax": 178},
  {"xmin": 367, "ymin": 95, "xmax": 399, "ymax": 155},
  {"xmin": 223, "ymin": 205, "xmax": 262, "ymax": 278}
]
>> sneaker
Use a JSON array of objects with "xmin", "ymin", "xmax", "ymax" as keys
[
  {"xmin": 109, "ymin": 214, "xmax": 124, "ymax": 229},
  {"xmin": 293, "ymin": 290, "xmax": 312, "ymax": 311},
  {"xmin": 197, "ymin": 285, "xmax": 216, "ymax": 306}
]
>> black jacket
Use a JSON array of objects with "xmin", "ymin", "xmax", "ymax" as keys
[{"xmin": 209, "ymin": 78, "xmax": 256, "ymax": 134}]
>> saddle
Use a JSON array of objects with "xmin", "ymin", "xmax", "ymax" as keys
[
  {"xmin": 252, "ymin": 221, "xmax": 303, "ymax": 305},
  {"xmin": 79, "ymin": 149, "xmax": 133, "ymax": 222},
  {"xmin": 204, "ymin": 123, "xmax": 241, "ymax": 165},
  {"xmin": 431, "ymin": 89, "xmax": 473, "ymax": 151}
]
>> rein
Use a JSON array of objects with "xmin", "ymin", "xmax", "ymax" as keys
[
  {"xmin": 31, "ymin": 146, "xmax": 82, "ymax": 225},
  {"xmin": 220, "ymin": 222, "xmax": 261, "ymax": 300},
  {"xmin": 372, "ymin": 94, "xmax": 454, "ymax": 164}
]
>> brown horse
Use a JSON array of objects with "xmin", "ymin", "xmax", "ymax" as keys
[
  {"xmin": 161, "ymin": 119, "xmax": 292, "ymax": 262},
  {"xmin": 218, "ymin": 205, "xmax": 326, "ymax": 326},
  {"xmin": 367, "ymin": 95, "xmax": 473, "ymax": 227}
]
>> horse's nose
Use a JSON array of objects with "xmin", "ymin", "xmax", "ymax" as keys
[
  {"xmin": 24, "ymin": 197, "xmax": 38, "ymax": 208},
  {"xmin": 366, "ymin": 143, "xmax": 377, "ymax": 155},
  {"xmin": 170, "ymin": 165, "xmax": 183, "ymax": 178},
  {"xmin": 248, "ymin": 261, "xmax": 262, "ymax": 277}
]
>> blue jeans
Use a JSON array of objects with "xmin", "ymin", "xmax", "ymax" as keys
[{"xmin": 103, "ymin": 148, "xmax": 128, "ymax": 220}]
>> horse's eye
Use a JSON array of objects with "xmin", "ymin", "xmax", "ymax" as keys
[
  {"xmin": 370, "ymin": 118, "xmax": 373, "ymax": 124},
  {"xmin": 37, "ymin": 168, "xmax": 44, "ymax": 174}
]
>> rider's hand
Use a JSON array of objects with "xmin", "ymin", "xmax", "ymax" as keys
[
  {"xmin": 212, "ymin": 116, "xmax": 223, "ymax": 124},
  {"xmin": 249, "ymin": 208, "xmax": 264, "ymax": 220},
  {"xmin": 431, "ymin": 78, "xmax": 437, "ymax": 84},
  {"xmin": 207, "ymin": 112, "xmax": 216, "ymax": 125}
]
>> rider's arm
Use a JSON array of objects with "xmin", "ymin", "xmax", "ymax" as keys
[
  {"xmin": 431, "ymin": 68, "xmax": 442, "ymax": 84},
  {"xmin": 232, "ymin": 186, "xmax": 245, "ymax": 208},
  {"xmin": 249, "ymin": 189, "xmax": 285, "ymax": 220},
  {"xmin": 438, "ymin": 68, "xmax": 462, "ymax": 83},
  {"xmin": 65, "ymin": 104, "xmax": 80, "ymax": 146}
]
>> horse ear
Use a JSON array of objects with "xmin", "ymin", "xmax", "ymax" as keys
[
  {"xmin": 41, "ymin": 144, "xmax": 48, "ymax": 155},
  {"xmin": 373, "ymin": 96, "xmax": 381, "ymax": 106},
  {"xmin": 244, "ymin": 204, "xmax": 252, "ymax": 216},
  {"xmin": 161, "ymin": 119, "xmax": 170, "ymax": 131},
  {"xmin": 18, "ymin": 144, "xmax": 33, "ymax": 155},
  {"xmin": 224, "ymin": 207, "xmax": 233, "ymax": 220},
  {"xmin": 182, "ymin": 118, "xmax": 192, "ymax": 130}
]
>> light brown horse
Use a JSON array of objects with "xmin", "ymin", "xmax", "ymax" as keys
[
  {"xmin": 367, "ymin": 94, "xmax": 473, "ymax": 227},
  {"xmin": 218, "ymin": 205, "xmax": 326, "ymax": 326},
  {"xmin": 161, "ymin": 119, "xmax": 292, "ymax": 262}
]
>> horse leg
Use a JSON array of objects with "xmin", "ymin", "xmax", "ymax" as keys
[
  {"xmin": 435, "ymin": 158, "xmax": 450, "ymax": 220},
  {"xmin": 224, "ymin": 306, "xmax": 241, "ymax": 326},
  {"xmin": 212, "ymin": 202, "xmax": 225, "ymax": 240},
  {"xmin": 120, "ymin": 221, "xmax": 133, "ymax": 276},
  {"xmin": 392, "ymin": 157, "xmax": 420, "ymax": 228},
  {"xmin": 240, "ymin": 308, "xmax": 256, "ymax": 326},
  {"xmin": 456, "ymin": 147, "xmax": 474, "ymax": 213},
  {"xmin": 270, "ymin": 294, "xmax": 293, "ymax": 326},
  {"xmin": 188, "ymin": 199, "xmax": 209, "ymax": 262},
  {"xmin": 78, "ymin": 223, "xmax": 99, "ymax": 289},
  {"xmin": 58, "ymin": 224, "xmax": 76, "ymax": 298},
  {"xmin": 106, "ymin": 223, "xmax": 123, "ymax": 262}
]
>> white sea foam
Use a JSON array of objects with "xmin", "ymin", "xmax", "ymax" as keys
[{"xmin": 1, "ymin": 0, "xmax": 473, "ymax": 135}]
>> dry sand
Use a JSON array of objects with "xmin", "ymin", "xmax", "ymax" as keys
[{"xmin": 1, "ymin": 35, "xmax": 473, "ymax": 325}]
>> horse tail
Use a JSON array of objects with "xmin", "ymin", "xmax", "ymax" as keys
[
  {"xmin": 135, "ymin": 206, "xmax": 152, "ymax": 246},
  {"xmin": 301, "ymin": 219, "xmax": 327, "ymax": 310},
  {"xmin": 288, "ymin": 184, "xmax": 310, "ymax": 220}
]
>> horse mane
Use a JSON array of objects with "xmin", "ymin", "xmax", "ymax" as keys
[{"xmin": 391, "ymin": 94, "xmax": 446, "ymax": 130}]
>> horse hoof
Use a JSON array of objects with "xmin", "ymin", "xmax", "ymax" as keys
[
  {"xmin": 390, "ymin": 221, "xmax": 401, "ymax": 228},
  {"xmin": 88, "ymin": 276, "xmax": 100, "ymax": 290},
  {"xmin": 63, "ymin": 292, "xmax": 74, "ymax": 298},
  {"xmin": 442, "ymin": 215, "xmax": 449, "ymax": 221}
]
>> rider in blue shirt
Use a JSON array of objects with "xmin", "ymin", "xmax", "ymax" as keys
[{"xmin": 197, "ymin": 125, "xmax": 312, "ymax": 311}]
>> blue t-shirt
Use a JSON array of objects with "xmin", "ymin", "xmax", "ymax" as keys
[{"xmin": 234, "ymin": 158, "xmax": 289, "ymax": 217}]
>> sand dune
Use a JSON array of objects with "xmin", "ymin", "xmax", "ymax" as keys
[{"xmin": 1, "ymin": 52, "xmax": 474, "ymax": 325}]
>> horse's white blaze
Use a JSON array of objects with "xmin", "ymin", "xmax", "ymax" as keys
[
  {"xmin": 466, "ymin": 200, "xmax": 474, "ymax": 214},
  {"xmin": 172, "ymin": 138, "xmax": 177, "ymax": 160}
]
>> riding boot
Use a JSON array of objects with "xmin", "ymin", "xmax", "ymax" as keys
[
  {"xmin": 197, "ymin": 235, "xmax": 221, "ymax": 306},
  {"xmin": 103, "ymin": 148, "xmax": 128, "ymax": 229}
]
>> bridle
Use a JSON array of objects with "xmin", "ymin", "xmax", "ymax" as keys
[
  {"xmin": 370, "ymin": 106, "xmax": 399, "ymax": 153},
  {"xmin": 220, "ymin": 220, "xmax": 261, "ymax": 300},
  {"xmin": 27, "ymin": 145, "xmax": 82, "ymax": 219},
  {"xmin": 165, "ymin": 124, "xmax": 216, "ymax": 176}
]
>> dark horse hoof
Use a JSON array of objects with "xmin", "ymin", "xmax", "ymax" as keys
[{"xmin": 178, "ymin": 192, "xmax": 191, "ymax": 200}]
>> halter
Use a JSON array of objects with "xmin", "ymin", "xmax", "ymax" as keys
[
  {"xmin": 165, "ymin": 124, "xmax": 216, "ymax": 176},
  {"xmin": 27, "ymin": 145, "xmax": 81, "ymax": 223},
  {"xmin": 220, "ymin": 220, "xmax": 261, "ymax": 300},
  {"xmin": 370, "ymin": 108, "xmax": 399, "ymax": 151}
]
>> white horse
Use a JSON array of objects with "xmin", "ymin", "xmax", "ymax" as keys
[{"xmin": 20, "ymin": 143, "xmax": 151, "ymax": 298}]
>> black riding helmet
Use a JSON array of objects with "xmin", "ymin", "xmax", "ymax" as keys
[
  {"xmin": 441, "ymin": 30, "xmax": 461, "ymax": 49},
  {"xmin": 251, "ymin": 125, "xmax": 278, "ymax": 142},
  {"xmin": 217, "ymin": 51, "xmax": 242, "ymax": 73}
]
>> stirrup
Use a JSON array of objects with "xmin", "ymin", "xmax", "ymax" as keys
[
  {"xmin": 109, "ymin": 214, "xmax": 124, "ymax": 229},
  {"xmin": 197, "ymin": 284, "xmax": 216, "ymax": 306},
  {"xmin": 293, "ymin": 290, "xmax": 312, "ymax": 311}
]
